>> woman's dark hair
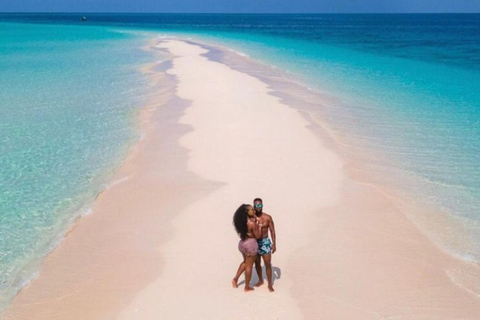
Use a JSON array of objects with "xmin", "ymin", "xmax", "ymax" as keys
[{"xmin": 233, "ymin": 204, "xmax": 249, "ymax": 240}]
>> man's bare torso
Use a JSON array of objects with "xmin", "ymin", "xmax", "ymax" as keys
[{"xmin": 256, "ymin": 212, "xmax": 272, "ymax": 239}]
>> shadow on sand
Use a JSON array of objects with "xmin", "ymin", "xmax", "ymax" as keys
[{"xmin": 237, "ymin": 266, "xmax": 282, "ymax": 287}]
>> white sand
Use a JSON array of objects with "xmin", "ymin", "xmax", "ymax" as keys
[{"xmin": 116, "ymin": 40, "xmax": 343, "ymax": 319}]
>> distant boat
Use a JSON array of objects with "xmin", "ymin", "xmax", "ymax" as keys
[{"xmin": 81, "ymin": 16, "xmax": 87, "ymax": 22}]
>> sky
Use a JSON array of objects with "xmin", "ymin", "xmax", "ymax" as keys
[{"xmin": 1, "ymin": 0, "xmax": 479, "ymax": 13}]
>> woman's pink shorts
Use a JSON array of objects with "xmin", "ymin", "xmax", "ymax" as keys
[{"xmin": 238, "ymin": 238, "xmax": 258, "ymax": 256}]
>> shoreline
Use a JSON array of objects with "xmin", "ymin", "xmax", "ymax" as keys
[
  {"xmin": 189, "ymin": 37, "xmax": 480, "ymax": 315},
  {"xmin": 0, "ymin": 39, "xmax": 211, "ymax": 319},
  {"xmin": 2, "ymin": 37, "xmax": 480, "ymax": 319},
  {"xmin": 191, "ymin": 33, "xmax": 480, "ymax": 268}
]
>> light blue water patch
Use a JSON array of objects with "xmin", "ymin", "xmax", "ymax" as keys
[{"xmin": 0, "ymin": 22, "xmax": 152, "ymax": 310}]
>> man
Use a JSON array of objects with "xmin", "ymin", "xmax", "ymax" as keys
[{"xmin": 253, "ymin": 198, "xmax": 276, "ymax": 292}]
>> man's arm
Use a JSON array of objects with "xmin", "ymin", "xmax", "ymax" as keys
[{"xmin": 268, "ymin": 215, "xmax": 276, "ymax": 254}]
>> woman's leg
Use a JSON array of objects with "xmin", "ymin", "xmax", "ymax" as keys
[
  {"xmin": 232, "ymin": 254, "xmax": 246, "ymax": 288},
  {"xmin": 244, "ymin": 254, "xmax": 257, "ymax": 292}
]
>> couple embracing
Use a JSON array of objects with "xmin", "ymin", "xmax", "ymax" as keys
[{"xmin": 232, "ymin": 198, "xmax": 276, "ymax": 292}]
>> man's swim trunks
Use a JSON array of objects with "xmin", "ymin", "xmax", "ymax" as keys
[{"xmin": 257, "ymin": 237, "xmax": 272, "ymax": 255}]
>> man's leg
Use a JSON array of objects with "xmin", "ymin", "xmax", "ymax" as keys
[
  {"xmin": 262, "ymin": 254, "xmax": 274, "ymax": 292},
  {"xmin": 254, "ymin": 254, "xmax": 264, "ymax": 287}
]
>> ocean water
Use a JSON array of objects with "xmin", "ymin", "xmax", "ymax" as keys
[
  {"xmin": 0, "ymin": 21, "xmax": 152, "ymax": 310},
  {"xmin": 1, "ymin": 13, "xmax": 479, "ymax": 309}
]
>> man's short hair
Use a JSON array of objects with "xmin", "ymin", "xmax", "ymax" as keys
[{"xmin": 253, "ymin": 198, "xmax": 263, "ymax": 203}]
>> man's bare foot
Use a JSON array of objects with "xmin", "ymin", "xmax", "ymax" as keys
[
  {"xmin": 268, "ymin": 285, "xmax": 275, "ymax": 292},
  {"xmin": 231, "ymin": 278, "xmax": 238, "ymax": 288},
  {"xmin": 254, "ymin": 281, "xmax": 264, "ymax": 287},
  {"xmin": 244, "ymin": 286, "xmax": 255, "ymax": 292}
]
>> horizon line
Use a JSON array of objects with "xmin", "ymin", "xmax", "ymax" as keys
[{"xmin": 1, "ymin": 11, "xmax": 479, "ymax": 15}]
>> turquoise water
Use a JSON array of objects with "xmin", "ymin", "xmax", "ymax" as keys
[
  {"xmin": 0, "ymin": 13, "xmax": 479, "ymax": 309},
  {"xmin": 0, "ymin": 22, "xmax": 152, "ymax": 309},
  {"xmin": 199, "ymin": 32, "xmax": 480, "ymax": 221}
]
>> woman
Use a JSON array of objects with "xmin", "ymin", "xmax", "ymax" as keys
[{"xmin": 232, "ymin": 204, "xmax": 261, "ymax": 292}]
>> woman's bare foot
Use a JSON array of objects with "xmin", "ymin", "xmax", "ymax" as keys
[
  {"xmin": 231, "ymin": 278, "xmax": 238, "ymax": 288},
  {"xmin": 268, "ymin": 285, "xmax": 275, "ymax": 292},
  {"xmin": 244, "ymin": 286, "xmax": 255, "ymax": 292},
  {"xmin": 254, "ymin": 281, "xmax": 264, "ymax": 287}
]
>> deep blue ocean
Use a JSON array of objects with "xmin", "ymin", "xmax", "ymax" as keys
[{"xmin": 1, "ymin": 13, "xmax": 479, "ymax": 310}]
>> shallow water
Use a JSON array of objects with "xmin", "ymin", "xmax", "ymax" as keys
[{"xmin": 0, "ymin": 21, "xmax": 152, "ymax": 310}]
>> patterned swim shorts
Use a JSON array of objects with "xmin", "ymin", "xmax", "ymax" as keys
[{"xmin": 257, "ymin": 238, "xmax": 272, "ymax": 255}]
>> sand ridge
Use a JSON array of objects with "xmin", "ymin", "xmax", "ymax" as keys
[{"xmin": 117, "ymin": 39, "xmax": 343, "ymax": 319}]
